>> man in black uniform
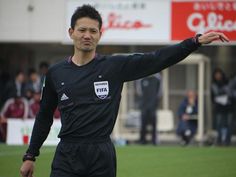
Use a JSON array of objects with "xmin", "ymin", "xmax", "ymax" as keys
[
  {"xmin": 138, "ymin": 73, "xmax": 161, "ymax": 145},
  {"xmin": 20, "ymin": 4, "xmax": 229, "ymax": 177}
]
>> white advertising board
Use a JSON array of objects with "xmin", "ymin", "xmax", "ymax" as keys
[
  {"xmin": 65, "ymin": 0, "xmax": 170, "ymax": 44},
  {"xmin": 7, "ymin": 119, "xmax": 61, "ymax": 145}
]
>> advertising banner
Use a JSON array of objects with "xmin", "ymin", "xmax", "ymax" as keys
[
  {"xmin": 65, "ymin": 0, "xmax": 170, "ymax": 44},
  {"xmin": 7, "ymin": 119, "xmax": 61, "ymax": 145},
  {"xmin": 171, "ymin": 0, "xmax": 236, "ymax": 41}
]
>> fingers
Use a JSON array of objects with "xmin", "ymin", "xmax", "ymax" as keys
[
  {"xmin": 28, "ymin": 170, "xmax": 33, "ymax": 177},
  {"xmin": 207, "ymin": 31, "xmax": 229, "ymax": 43},
  {"xmin": 20, "ymin": 170, "xmax": 33, "ymax": 177},
  {"xmin": 219, "ymin": 33, "xmax": 229, "ymax": 42},
  {"xmin": 208, "ymin": 35, "xmax": 220, "ymax": 42}
]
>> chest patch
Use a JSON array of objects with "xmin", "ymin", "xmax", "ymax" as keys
[{"xmin": 94, "ymin": 81, "xmax": 109, "ymax": 99}]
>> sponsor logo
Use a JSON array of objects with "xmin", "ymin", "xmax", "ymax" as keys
[
  {"xmin": 102, "ymin": 13, "xmax": 152, "ymax": 33},
  {"xmin": 187, "ymin": 12, "xmax": 236, "ymax": 34},
  {"xmin": 60, "ymin": 93, "xmax": 69, "ymax": 101},
  {"xmin": 94, "ymin": 81, "xmax": 109, "ymax": 99}
]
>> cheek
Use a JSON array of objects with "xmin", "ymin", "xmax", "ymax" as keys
[
  {"xmin": 71, "ymin": 32, "xmax": 81, "ymax": 39},
  {"xmin": 95, "ymin": 35, "xmax": 101, "ymax": 42}
]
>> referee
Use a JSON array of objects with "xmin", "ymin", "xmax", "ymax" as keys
[{"xmin": 20, "ymin": 4, "xmax": 229, "ymax": 177}]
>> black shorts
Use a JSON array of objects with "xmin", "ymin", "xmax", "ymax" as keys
[{"xmin": 50, "ymin": 137, "xmax": 116, "ymax": 177}]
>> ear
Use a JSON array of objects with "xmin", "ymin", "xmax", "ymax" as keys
[
  {"xmin": 68, "ymin": 28, "xmax": 74, "ymax": 39},
  {"xmin": 98, "ymin": 31, "xmax": 102, "ymax": 40}
]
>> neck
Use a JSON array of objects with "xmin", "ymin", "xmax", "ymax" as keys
[{"xmin": 72, "ymin": 50, "xmax": 96, "ymax": 66}]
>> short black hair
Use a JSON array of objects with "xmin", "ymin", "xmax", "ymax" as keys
[
  {"xmin": 15, "ymin": 70, "xmax": 24, "ymax": 77},
  {"xmin": 27, "ymin": 68, "xmax": 37, "ymax": 76},
  {"xmin": 39, "ymin": 61, "xmax": 49, "ymax": 69},
  {"xmin": 71, "ymin": 4, "xmax": 102, "ymax": 30}
]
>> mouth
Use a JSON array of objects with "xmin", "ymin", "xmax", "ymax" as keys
[{"xmin": 82, "ymin": 41, "xmax": 92, "ymax": 45}]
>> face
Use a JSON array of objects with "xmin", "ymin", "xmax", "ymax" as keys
[
  {"xmin": 69, "ymin": 17, "xmax": 101, "ymax": 52},
  {"xmin": 215, "ymin": 71, "xmax": 222, "ymax": 81},
  {"xmin": 16, "ymin": 73, "xmax": 25, "ymax": 83},
  {"xmin": 187, "ymin": 90, "xmax": 196, "ymax": 99},
  {"xmin": 40, "ymin": 67, "xmax": 48, "ymax": 75},
  {"xmin": 30, "ymin": 73, "xmax": 38, "ymax": 82},
  {"xmin": 33, "ymin": 93, "xmax": 41, "ymax": 102}
]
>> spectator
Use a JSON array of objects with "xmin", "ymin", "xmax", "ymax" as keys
[
  {"xmin": 53, "ymin": 107, "xmax": 61, "ymax": 119},
  {"xmin": 229, "ymin": 74, "xmax": 236, "ymax": 135},
  {"xmin": 211, "ymin": 68, "xmax": 233, "ymax": 146},
  {"xmin": 2, "ymin": 70, "xmax": 26, "ymax": 104},
  {"xmin": 39, "ymin": 61, "xmax": 49, "ymax": 89},
  {"xmin": 25, "ymin": 88, "xmax": 34, "ymax": 101},
  {"xmin": 0, "ymin": 95, "xmax": 28, "ymax": 142},
  {"xmin": 25, "ymin": 68, "xmax": 41, "ymax": 94},
  {"xmin": 28, "ymin": 91, "xmax": 41, "ymax": 118},
  {"xmin": 0, "ymin": 71, "xmax": 10, "ymax": 108},
  {"xmin": 229, "ymin": 73, "xmax": 236, "ymax": 104},
  {"xmin": 137, "ymin": 73, "xmax": 161, "ymax": 145},
  {"xmin": 1, "ymin": 95, "xmax": 29, "ymax": 119},
  {"xmin": 176, "ymin": 90, "xmax": 198, "ymax": 145},
  {"xmin": 28, "ymin": 91, "xmax": 60, "ymax": 119}
]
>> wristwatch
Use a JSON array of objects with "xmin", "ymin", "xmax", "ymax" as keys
[
  {"xmin": 194, "ymin": 34, "xmax": 202, "ymax": 46},
  {"xmin": 22, "ymin": 153, "xmax": 36, "ymax": 162}
]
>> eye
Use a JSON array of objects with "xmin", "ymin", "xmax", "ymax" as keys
[
  {"xmin": 78, "ymin": 28, "xmax": 86, "ymax": 32},
  {"xmin": 90, "ymin": 29, "xmax": 98, "ymax": 34}
]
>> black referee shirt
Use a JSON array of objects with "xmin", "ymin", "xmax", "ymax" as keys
[{"xmin": 27, "ymin": 38, "xmax": 199, "ymax": 156}]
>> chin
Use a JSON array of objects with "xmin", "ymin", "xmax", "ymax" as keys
[{"xmin": 82, "ymin": 47, "xmax": 94, "ymax": 52}]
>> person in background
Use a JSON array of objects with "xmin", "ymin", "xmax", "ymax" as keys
[
  {"xmin": 137, "ymin": 73, "xmax": 161, "ymax": 145},
  {"xmin": 25, "ymin": 68, "xmax": 41, "ymax": 94},
  {"xmin": 28, "ymin": 91, "xmax": 60, "ymax": 119},
  {"xmin": 0, "ymin": 94, "xmax": 28, "ymax": 142},
  {"xmin": 53, "ymin": 107, "xmax": 61, "ymax": 119},
  {"xmin": 0, "ymin": 71, "xmax": 10, "ymax": 108},
  {"xmin": 2, "ymin": 70, "xmax": 26, "ymax": 105},
  {"xmin": 229, "ymin": 73, "xmax": 236, "ymax": 137},
  {"xmin": 176, "ymin": 90, "xmax": 198, "ymax": 145},
  {"xmin": 229, "ymin": 74, "xmax": 236, "ymax": 100},
  {"xmin": 28, "ymin": 91, "xmax": 41, "ymax": 119},
  {"xmin": 38, "ymin": 61, "xmax": 49, "ymax": 89},
  {"xmin": 211, "ymin": 68, "xmax": 233, "ymax": 146}
]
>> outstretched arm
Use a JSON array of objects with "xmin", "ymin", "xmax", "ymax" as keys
[{"xmin": 111, "ymin": 31, "xmax": 229, "ymax": 82}]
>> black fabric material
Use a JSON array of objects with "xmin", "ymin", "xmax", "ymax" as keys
[{"xmin": 50, "ymin": 139, "xmax": 116, "ymax": 177}]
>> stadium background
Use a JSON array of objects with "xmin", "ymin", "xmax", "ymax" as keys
[{"xmin": 0, "ymin": 0, "xmax": 236, "ymax": 176}]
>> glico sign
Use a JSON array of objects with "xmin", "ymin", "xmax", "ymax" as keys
[{"xmin": 171, "ymin": 1, "xmax": 236, "ymax": 41}]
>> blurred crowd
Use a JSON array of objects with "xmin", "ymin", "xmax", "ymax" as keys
[
  {"xmin": 0, "ymin": 62, "xmax": 60, "ymax": 142},
  {"xmin": 177, "ymin": 67, "xmax": 236, "ymax": 146}
]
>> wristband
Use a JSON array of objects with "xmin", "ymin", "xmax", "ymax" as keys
[{"xmin": 22, "ymin": 153, "xmax": 36, "ymax": 162}]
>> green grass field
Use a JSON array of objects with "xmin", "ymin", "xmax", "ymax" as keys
[{"xmin": 0, "ymin": 144, "xmax": 236, "ymax": 177}]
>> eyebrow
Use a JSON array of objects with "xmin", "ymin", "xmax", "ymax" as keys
[{"xmin": 78, "ymin": 27, "xmax": 99, "ymax": 32}]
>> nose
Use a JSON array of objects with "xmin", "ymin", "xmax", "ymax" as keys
[{"xmin": 83, "ymin": 31, "xmax": 92, "ymax": 39}]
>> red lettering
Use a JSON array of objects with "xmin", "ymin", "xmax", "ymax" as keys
[{"xmin": 102, "ymin": 12, "xmax": 152, "ymax": 33}]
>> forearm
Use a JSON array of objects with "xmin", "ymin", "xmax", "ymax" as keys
[
  {"xmin": 26, "ymin": 110, "xmax": 54, "ymax": 156},
  {"xmin": 122, "ymin": 37, "xmax": 199, "ymax": 81},
  {"xmin": 150, "ymin": 37, "xmax": 199, "ymax": 71},
  {"xmin": 25, "ymin": 70, "xmax": 58, "ymax": 157}
]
